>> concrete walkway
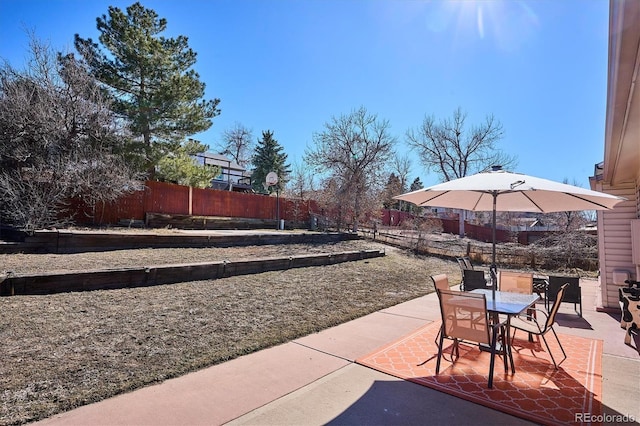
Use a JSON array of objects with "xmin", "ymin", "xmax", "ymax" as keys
[{"xmin": 35, "ymin": 279, "xmax": 640, "ymax": 426}]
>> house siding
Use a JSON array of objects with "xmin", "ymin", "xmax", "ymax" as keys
[
  {"xmin": 596, "ymin": 0, "xmax": 640, "ymax": 310},
  {"xmin": 597, "ymin": 182, "xmax": 637, "ymax": 308}
]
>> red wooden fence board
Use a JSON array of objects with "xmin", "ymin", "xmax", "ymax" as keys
[{"xmin": 144, "ymin": 181, "xmax": 189, "ymax": 215}]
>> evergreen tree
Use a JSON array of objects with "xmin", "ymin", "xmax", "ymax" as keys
[
  {"xmin": 251, "ymin": 130, "xmax": 291, "ymax": 194},
  {"xmin": 381, "ymin": 173, "xmax": 403, "ymax": 209},
  {"xmin": 410, "ymin": 177, "xmax": 423, "ymax": 191},
  {"xmin": 408, "ymin": 177, "xmax": 424, "ymax": 215},
  {"xmin": 155, "ymin": 139, "xmax": 220, "ymax": 188},
  {"xmin": 74, "ymin": 2, "xmax": 221, "ymax": 175}
]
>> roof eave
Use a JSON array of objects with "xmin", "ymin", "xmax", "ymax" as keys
[{"xmin": 603, "ymin": 0, "xmax": 640, "ymax": 185}]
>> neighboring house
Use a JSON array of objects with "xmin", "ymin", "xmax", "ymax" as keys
[
  {"xmin": 589, "ymin": 0, "xmax": 640, "ymax": 309},
  {"xmin": 195, "ymin": 152, "xmax": 253, "ymax": 192}
]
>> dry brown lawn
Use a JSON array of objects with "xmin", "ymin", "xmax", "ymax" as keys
[{"xmin": 0, "ymin": 239, "xmax": 460, "ymax": 425}]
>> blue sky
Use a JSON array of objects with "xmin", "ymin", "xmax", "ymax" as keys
[{"xmin": 0, "ymin": 0, "xmax": 609, "ymax": 188}]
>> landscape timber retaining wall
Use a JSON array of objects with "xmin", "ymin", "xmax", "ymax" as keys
[
  {"xmin": 144, "ymin": 213, "xmax": 309, "ymax": 230},
  {"xmin": 0, "ymin": 250, "xmax": 385, "ymax": 296},
  {"xmin": 0, "ymin": 230, "xmax": 359, "ymax": 254}
]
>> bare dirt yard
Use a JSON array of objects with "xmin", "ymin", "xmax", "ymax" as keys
[{"xmin": 0, "ymin": 238, "xmax": 460, "ymax": 425}]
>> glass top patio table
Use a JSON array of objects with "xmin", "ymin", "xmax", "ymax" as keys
[{"xmin": 470, "ymin": 289, "xmax": 539, "ymax": 315}]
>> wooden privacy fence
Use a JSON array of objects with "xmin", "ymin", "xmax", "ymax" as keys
[{"xmin": 75, "ymin": 181, "xmax": 319, "ymax": 226}]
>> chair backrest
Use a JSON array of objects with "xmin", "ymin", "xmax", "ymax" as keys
[
  {"xmin": 462, "ymin": 256, "xmax": 474, "ymax": 270},
  {"xmin": 548, "ymin": 276, "xmax": 580, "ymax": 303},
  {"xmin": 545, "ymin": 283, "xmax": 569, "ymax": 329},
  {"xmin": 431, "ymin": 274, "xmax": 450, "ymax": 293},
  {"xmin": 499, "ymin": 271, "xmax": 533, "ymax": 294},
  {"xmin": 437, "ymin": 289, "xmax": 490, "ymax": 345},
  {"xmin": 456, "ymin": 257, "xmax": 468, "ymax": 273},
  {"xmin": 462, "ymin": 269, "xmax": 487, "ymax": 291}
]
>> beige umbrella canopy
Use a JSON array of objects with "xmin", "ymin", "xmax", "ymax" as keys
[{"xmin": 394, "ymin": 167, "xmax": 625, "ymax": 291}]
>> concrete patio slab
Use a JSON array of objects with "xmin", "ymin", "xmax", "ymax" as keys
[
  {"xmin": 295, "ymin": 310, "xmax": 430, "ymax": 362},
  {"xmin": 35, "ymin": 341, "xmax": 349, "ymax": 426},
  {"xmin": 227, "ymin": 363, "xmax": 535, "ymax": 426},
  {"xmin": 380, "ymin": 293, "xmax": 441, "ymax": 321}
]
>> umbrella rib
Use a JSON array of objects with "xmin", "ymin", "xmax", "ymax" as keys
[
  {"xmin": 418, "ymin": 189, "xmax": 486, "ymax": 210},
  {"xmin": 519, "ymin": 192, "xmax": 544, "ymax": 212},
  {"xmin": 471, "ymin": 191, "xmax": 488, "ymax": 211},
  {"xmin": 417, "ymin": 190, "xmax": 450, "ymax": 206},
  {"xmin": 520, "ymin": 191, "xmax": 614, "ymax": 212},
  {"xmin": 564, "ymin": 193, "xmax": 615, "ymax": 210}
]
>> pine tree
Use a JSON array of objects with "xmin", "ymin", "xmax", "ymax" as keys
[
  {"xmin": 74, "ymin": 2, "xmax": 221, "ymax": 175},
  {"xmin": 382, "ymin": 173, "xmax": 403, "ymax": 209},
  {"xmin": 408, "ymin": 177, "xmax": 424, "ymax": 214},
  {"xmin": 410, "ymin": 177, "xmax": 424, "ymax": 191},
  {"xmin": 251, "ymin": 130, "xmax": 291, "ymax": 194},
  {"xmin": 155, "ymin": 139, "xmax": 220, "ymax": 188}
]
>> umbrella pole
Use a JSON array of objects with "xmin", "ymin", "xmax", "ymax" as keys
[{"xmin": 491, "ymin": 192, "xmax": 497, "ymax": 300}]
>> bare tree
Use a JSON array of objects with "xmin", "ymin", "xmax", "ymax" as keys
[
  {"xmin": 406, "ymin": 107, "xmax": 515, "ymax": 236},
  {"xmin": 305, "ymin": 107, "xmax": 396, "ymax": 231},
  {"xmin": 391, "ymin": 153, "xmax": 412, "ymax": 192},
  {"xmin": 0, "ymin": 34, "xmax": 143, "ymax": 232},
  {"xmin": 391, "ymin": 153, "xmax": 412, "ymax": 211},
  {"xmin": 313, "ymin": 176, "xmax": 351, "ymax": 231},
  {"xmin": 217, "ymin": 122, "xmax": 254, "ymax": 167},
  {"xmin": 285, "ymin": 161, "xmax": 315, "ymax": 200},
  {"xmin": 524, "ymin": 181, "xmax": 596, "ymax": 269},
  {"xmin": 406, "ymin": 107, "xmax": 515, "ymax": 181},
  {"xmin": 558, "ymin": 178, "xmax": 591, "ymax": 231}
]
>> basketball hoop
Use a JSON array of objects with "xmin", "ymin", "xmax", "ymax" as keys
[{"xmin": 265, "ymin": 171, "xmax": 278, "ymax": 186}]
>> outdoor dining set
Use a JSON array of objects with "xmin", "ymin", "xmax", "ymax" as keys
[
  {"xmin": 429, "ymin": 258, "xmax": 582, "ymax": 388},
  {"xmin": 391, "ymin": 167, "xmax": 625, "ymax": 390},
  {"xmin": 456, "ymin": 256, "xmax": 583, "ymax": 316}
]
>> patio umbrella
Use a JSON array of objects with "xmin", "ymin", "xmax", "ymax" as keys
[{"xmin": 394, "ymin": 167, "xmax": 625, "ymax": 296}]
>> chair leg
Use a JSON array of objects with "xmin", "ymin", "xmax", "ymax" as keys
[
  {"xmin": 500, "ymin": 325, "xmax": 513, "ymax": 374},
  {"xmin": 545, "ymin": 294, "xmax": 549, "ymax": 312},
  {"xmin": 452, "ymin": 339, "xmax": 460, "ymax": 361},
  {"xmin": 540, "ymin": 327, "xmax": 567, "ymax": 369},
  {"xmin": 435, "ymin": 331, "xmax": 445, "ymax": 374},
  {"xmin": 488, "ymin": 326, "xmax": 499, "ymax": 388},
  {"xmin": 550, "ymin": 327, "xmax": 567, "ymax": 366},
  {"xmin": 505, "ymin": 324, "xmax": 515, "ymax": 374},
  {"xmin": 540, "ymin": 333, "xmax": 557, "ymax": 368},
  {"xmin": 577, "ymin": 289, "xmax": 583, "ymax": 317},
  {"xmin": 500, "ymin": 327, "xmax": 508, "ymax": 373}
]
